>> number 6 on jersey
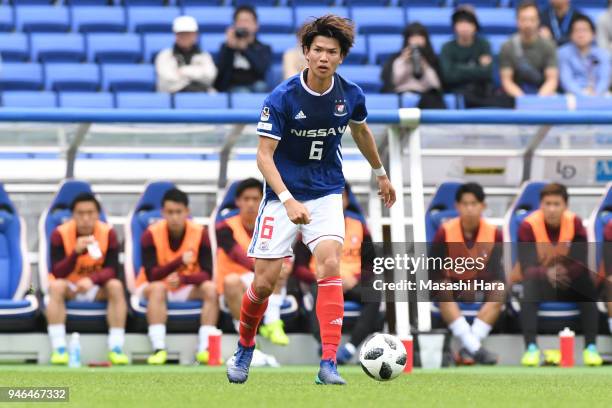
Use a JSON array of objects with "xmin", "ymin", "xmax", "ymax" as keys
[{"xmin": 309, "ymin": 141, "xmax": 323, "ymax": 160}]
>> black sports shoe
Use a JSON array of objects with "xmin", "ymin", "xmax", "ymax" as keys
[{"xmin": 456, "ymin": 347, "xmax": 498, "ymax": 366}]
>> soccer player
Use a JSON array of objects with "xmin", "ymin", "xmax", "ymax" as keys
[
  {"xmin": 216, "ymin": 178, "xmax": 290, "ymax": 345},
  {"xmin": 136, "ymin": 188, "xmax": 219, "ymax": 365},
  {"xmin": 47, "ymin": 193, "xmax": 128, "ymax": 365},
  {"xmin": 604, "ymin": 220, "xmax": 612, "ymax": 336},
  {"xmin": 518, "ymin": 183, "xmax": 602, "ymax": 366},
  {"xmin": 429, "ymin": 182, "xmax": 504, "ymax": 365},
  {"xmin": 226, "ymin": 15, "xmax": 395, "ymax": 385}
]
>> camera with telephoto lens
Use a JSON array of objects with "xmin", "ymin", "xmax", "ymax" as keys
[
  {"xmin": 409, "ymin": 45, "xmax": 424, "ymax": 80},
  {"xmin": 235, "ymin": 28, "xmax": 249, "ymax": 39}
]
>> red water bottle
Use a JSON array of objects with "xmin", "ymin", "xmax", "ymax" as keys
[
  {"xmin": 208, "ymin": 329, "xmax": 222, "ymax": 366},
  {"xmin": 400, "ymin": 335, "xmax": 413, "ymax": 373},
  {"xmin": 559, "ymin": 327, "xmax": 575, "ymax": 368}
]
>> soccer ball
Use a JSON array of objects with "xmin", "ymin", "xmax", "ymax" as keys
[{"xmin": 359, "ymin": 333, "xmax": 407, "ymax": 381}]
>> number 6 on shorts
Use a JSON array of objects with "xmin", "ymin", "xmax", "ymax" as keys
[{"xmin": 261, "ymin": 216, "xmax": 274, "ymax": 239}]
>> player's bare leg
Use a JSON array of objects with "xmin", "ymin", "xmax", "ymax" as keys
[
  {"xmin": 312, "ymin": 240, "xmax": 346, "ymax": 385},
  {"xmin": 144, "ymin": 281, "xmax": 168, "ymax": 364},
  {"xmin": 97, "ymin": 279, "xmax": 128, "ymax": 364},
  {"xmin": 190, "ymin": 281, "xmax": 219, "ymax": 364}
]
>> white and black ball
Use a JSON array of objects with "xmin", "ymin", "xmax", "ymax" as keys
[{"xmin": 359, "ymin": 333, "xmax": 407, "ymax": 381}]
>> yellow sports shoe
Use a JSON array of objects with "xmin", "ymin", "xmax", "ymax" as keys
[
  {"xmin": 583, "ymin": 345, "xmax": 603, "ymax": 367},
  {"xmin": 521, "ymin": 344, "xmax": 540, "ymax": 367},
  {"xmin": 196, "ymin": 350, "xmax": 209, "ymax": 364},
  {"xmin": 108, "ymin": 348, "xmax": 129, "ymax": 365},
  {"xmin": 147, "ymin": 349, "xmax": 167, "ymax": 365},
  {"xmin": 544, "ymin": 349, "xmax": 561, "ymax": 366},
  {"xmin": 259, "ymin": 320, "xmax": 290, "ymax": 346},
  {"xmin": 50, "ymin": 349, "xmax": 69, "ymax": 365}
]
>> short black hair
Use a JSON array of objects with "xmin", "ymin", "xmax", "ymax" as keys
[
  {"xmin": 540, "ymin": 183, "xmax": 568, "ymax": 203},
  {"xmin": 516, "ymin": 0, "xmax": 539, "ymax": 16},
  {"xmin": 455, "ymin": 182, "xmax": 485, "ymax": 203},
  {"xmin": 162, "ymin": 187, "xmax": 189, "ymax": 208},
  {"xmin": 233, "ymin": 5, "xmax": 257, "ymax": 22},
  {"xmin": 570, "ymin": 14, "xmax": 595, "ymax": 34},
  {"xmin": 71, "ymin": 192, "xmax": 101, "ymax": 212},
  {"xmin": 235, "ymin": 178, "xmax": 263, "ymax": 199}
]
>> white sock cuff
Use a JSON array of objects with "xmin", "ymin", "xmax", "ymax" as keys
[
  {"xmin": 109, "ymin": 327, "xmax": 125, "ymax": 336},
  {"xmin": 48, "ymin": 324, "xmax": 66, "ymax": 336},
  {"xmin": 472, "ymin": 318, "xmax": 493, "ymax": 340},
  {"xmin": 608, "ymin": 317, "xmax": 612, "ymax": 333},
  {"xmin": 449, "ymin": 316, "xmax": 470, "ymax": 337}
]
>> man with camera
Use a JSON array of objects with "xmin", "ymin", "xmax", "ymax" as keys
[{"xmin": 214, "ymin": 5, "xmax": 272, "ymax": 93}]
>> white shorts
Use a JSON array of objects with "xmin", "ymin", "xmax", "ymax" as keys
[
  {"xmin": 135, "ymin": 284, "xmax": 195, "ymax": 302},
  {"xmin": 68, "ymin": 283, "xmax": 100, "ymax": 302},
  {"xmin": 247, "ymin": 193, "xmax": 345, "ymax": 259}
]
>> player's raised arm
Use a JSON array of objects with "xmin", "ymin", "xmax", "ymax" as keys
[{"xmin": 348, "ymin": 121, "xmax": 396, "ymax": 208}]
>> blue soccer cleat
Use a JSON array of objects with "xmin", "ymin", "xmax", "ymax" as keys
[
  {"xmin": 315, "ymin": 359, "xmax": 347, "ymax": 385},
  {"xmin": 227, "ymin": 342, "xmax": 255, "ymax": 384}
]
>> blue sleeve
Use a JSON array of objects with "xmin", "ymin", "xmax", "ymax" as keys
[
  {"xmin": 558, "ymin": 47, "xmax": 583, "ymax": 95},
  {"xmin": 350, "ymin": 89, "xmax": 367, "ymax": 124},
  {"xmin": 256, "ymin": 94, "xmax": 285, "ymax": 141},
  {"xmin": 596, "ymin": 48, "xmax": 611, "ymax": 95}
]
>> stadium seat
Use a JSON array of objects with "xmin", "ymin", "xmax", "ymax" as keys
[
  {"xmin": 177, "ymin": 0, "xmax": 224, "ymax": 5},
  {"xmin": 184, "ymin": 7, "xmax": 234, "ymax": 33},
  {"xmin": 0, "ymin": 184, "xmax": 38, "ymax": 329},
  {"xmin": 337, "ymin": 65, "xmax": 382, "ymax": 93},
  {"xmin": 174, "ymin": 93, "xmax": 230, "ymax": 109},
  {"xmin": 476, "ymin": 8, "xmax": 516, "ymax": 35},
  {"xmin": 406, "ymin": 7, "xmax": 453, "ymax": 34},
  {"xmin": 488, "ymin": 34, "xmax": 507, "ymax": 55},
  {"xmin": 230, "ymin": 92, "xmax": 267, "ymax": 109},
  {"xmin": 0, "ymin": 63, "xmax": 44, "ymax": 91},
  {"xmin": 38, "ymin": 180, "xmax": 109, "ymax": 321},
  {"xmin": 344, "ymin": 34, "xmax": 368, "ymax": 65},
  {"xmin": 503, "ymin": 181, "xmax": 581, "ymax": 321},
  {"xmin": 581, "ymin": 8, "xmax": 604, "ymax": 26},
  {"xmin": 124, "ymin": 181, "xmax": 209, "ymax": 321},
  {"xmin": 123, "ymin": 0, "xmax": 165, "ymax": 6},
  {"xmin": 516, "ymin": 95, "xmax": 568, "ymax": 110},
  {"xmin": 101, "ymin": 64, "xmax": 156, "ymax": 92},
  {"xmin": 351, "ymin": 7, "xmax": 405, "ymax": 34},
  {"xmin": 265, "ymin": 63, "xmax": 283, "ymax": 91},
  {"xmin": 400, "ymin": 93, "xmax": 421, "ymax": 108},
  {"xmin": 364, "ymin": 93, "xmax": 399, "ymax": 110},
  {"xmin": 431, "ymin": 34, "xmax": 453, "ymax": 54},
  {"xmin": 257, "ymin": 7, "xmax": 294, "ymax": 33},
  {"xmin": 589, "ymin": 182, "xmax": 612, "ymax": 305},
  {"xmin": 0, "ymin": 7, "xmax": 14, "ymax": 32},
  {"xmin": 127, "ymin": 6, "xmax": 180, "ymax": 33},
  {"xmin": 345, "ymin": 0, "xmax": 390, "ymax": 5},
  {"xmin": 0, "ymin": 33, "xmax": 30, "ymax": 62},
  {"xmin": 259, "ymin": 34, "xmax": 299, "ymax": 63},
  {"xmin": 398, "ymin": 0, "xmax": 443, "ymax": 5},
  {"xmin": 15, "ymin": 6, "xmax": 70, "ymax": 33},
  {"xmin": 71, "ymin": 6, "xmax": 127, "ymax": 33},
  {"xmin": 456, "ymin": 0, "xmax": 500, "ymax": 6},
  {"xmin": 368, "ymin": 34, "xmax": 402, "ymax": 64},
  {"xmin": 45, "ymin": 63, "xmax": 100, "ymax": 92},
  {"xmin": 143, "ymin": 33, "xmax": 175, "ymax": 62},
  {"xmin": 115, "ymin": 92, "xmax": 172, "ymax": 109},
  {"xmin": 294, "ymin": 7, "xmax": 350, "ymax": 31},
  {"xmin": 31, "ymin": 33, "xmax": 86, "ymax": 63},
  {"xmin": 2, "ymin": 91, "xmax": 57, "ymax": 108},
  {"xmin": 59, "ymin": 92, "xmax": 115, "ymax": 109},
  {"xmin": 66, "ymin": 0, "xmax": 112, "ymax": 5},
  {"xmin": 87, "ymin": 34, "xmax": 143, "ymax": 64},
  {"xmin": 199, "ymin": 33, "xmax": 226, "ymax": 60},
  {"xmin": 234, "ymin": 0, "xmax": 276, "ymax": 5},
  {"xmin": 575, "ymin": 96, "xmax": 612, "ymax": 111}
]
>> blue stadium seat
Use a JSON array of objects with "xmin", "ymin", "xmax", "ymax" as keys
[
  {"xmin": 516, "ymin": 95, "xmax": 568, "ymax": 110},
  {"xmin": 59, "ymin": 92, "xmax": 115, "ymax": 109},
  {"xmin": 143, "ymin": 33, "xmax": 175, "ymax": 62},
  {"xmin": 0, "ymin": 33, "xmax": 29, "ymax": 62},
  {"xmin": 294, "ymin": 7, "xmax": 350, "ymax": 30},
  {"xmin": 45, "ymin": 63, "xmax": 100, "ymax": 92},
  {"xmin": 575, "ymin": 96, "xmax": 612, "ymax": 110},
  {"xmin": 400, "ymin": 93, "xmax": 421, "ymax": 108},
  {"xmin": 2, "ymin": 91, "xmax": 57, "ymax": 108},
  {"xmin": 71, "ymin": 6, "xmax": 127, "ymax": 33},
  {"xmin": 504, "ymin": 181, "xmax": 581, "ymax": 321},
  {"xmin": 431, "ymin": 34, "xmax": 453, "ymax": 54},
  {"xmin": 184, "ymin": 7, "xmax": 233, "ymax": 33},
  {"xmin": 456, "ymin": 0, "xmax": 500, "ymax": 6},
  {"xmin": 12, "ymin": 0, "xmax": 54, "ymax": 4},
  {"xmin": 0, "ymin": 63, "xmax": 44, "ymax": 91},
  {"xmin": 477, "ymin": 8, "xmax": 516, "ymax": 35},
  {"xmin": 399, "ymin": 0, "xmax": 443, "ymax": 5},
  {"xmin": 31, "ymin": 33, "xmax": 86, "ymax": 63},
  {"xmin": 234, "ymin": 0, "xmax": 277, "ymax": 5},
  {"xmin": 127, "ymin": 6, "xmax": 180, "ymax": 33},
  {"xmin": 265, "ymin": 63, "xmax": 283, "ymax": 90},
  {"xmin": 15, "ymin": 6, "xmax": 70, "ymax": 33},
  {"xmin": 288, "ymin": 0, "xmax": 334, "ymax": 5},
  {"xmin": 581, "ymin": 8, "xmax": 605, "ymax": 26},
  {"xmin": 102, "ymin": 64, "xmax": 156, "ymax": 92},
  {"xmin": 337, "ymin": 65, "xmax": 382, "ymax": 93},
  {"xmin": 115, "ymin": 92, "xmax": 172, "ymax": 109},
  {"xmin": 230, "ymin": 92, "xmax": 267, "ymax": 109},
  {"xmin": 177, "ymin": 0, "xmax": 224, "ymax": 5},
  {"xmin": 174, "ymin": 93, "xmax": 230, "ymax": 109},
  {"xmin": 67, "ymin": 0, "xmax": 113, "ymax": 5},
  {"xmin": 406, "ymin": 7, "xmax": 453, "ymax": 34},
  {"xmin": 0, "ymin": 184, "xmax": 38, "ymax": 325},
  {"xmin": 0, "ymin": 7, "xmax": 14, "ymax": 32},
  {"xmin": 87, "ymin": 33, "xmax": 143, "ymax": 63},
  {"xmin": 488, "ymin": 34, "xmax": 507, "ymax": 55},
  {"xmin": 124, "ymin": 181, "xmax": 208, "ymax": 320},
  {"xmin": 344, "ymin": 34, "xmax": 368, "ymax": 64},
  {"xmin": 368, "ymin": 34, "xmax": 402, "ymax": 64},
  {"xmin": 351, "ymin": 7, "xmax": 405, "ymax": 34},
  {"xmin": 123, "ymin": 0, "xmax": 165, "ymax": 6},
  {"xmin": 38, "ymin": 180, "xmax": 109, "ymax": 321},
  {"xmin": 257, "ymin": 7, "xmax": 294, "ymax": 34},
  {"xmin": 259, "ymin": 33, "xmax": 298, "ymax": 63},
  {"xmin": 364, "ymin": 93, "xmax": 399, "ymax": 109},
  {"xmin": 200, "ymin": 33, "xmax": 226, "ymax": 60},
  {"xmin": 345, "ymin": 0, "xmax": 390, "ymax": 5}
]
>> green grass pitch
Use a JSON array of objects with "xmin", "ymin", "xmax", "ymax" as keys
[{"xmin": 1, "ymin": 365, "xmax": 611, "ymax": 408}]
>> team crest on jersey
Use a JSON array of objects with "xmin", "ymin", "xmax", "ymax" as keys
[
  {"xmin": 260, "ymin": 107, "xmax": 270, "ymax": 121},
  {"xmin": 334, "ymin": 99, "xmax": 347, "ymax": 117}
]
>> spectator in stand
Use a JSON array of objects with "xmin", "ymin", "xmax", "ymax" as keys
[
  {"xmin": 540, "ymin": 0, "xmax": 584, "ymax": 46},
  {"xmin": 283, "ymin": 34, "xmax": 307, "ymax": 80},
  {"xmin": 596, "ymin": 0, "xmax": 612, "ymax": 90},
  {"xmin": 214, "ymin": 5, "xmax": 272, "ymax": 93},
  {"xmin": 440, "ymin": 7, "xmax": 514, "ymax": 108},
  {"xmin": 381, "ymin": 23, "xmax": 445, "ymax": 109},
  {"xmin": 559, "ymin": 15, "xmax": 610, "ymax": 96},
  {"xmin": 499, "ymin": 1, "xmax": 559, "ymax": 97},
  {"xmin": 156, "ymin": 16, "xmax": 217, "ymax": 93}
]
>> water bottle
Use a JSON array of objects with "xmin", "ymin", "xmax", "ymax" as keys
[
  {"xmin": 68, "ymin": 332, "xmax": 81, "ymax": 368},
  {"xmin": 559, "ymin": 327, "xmax": 575, "ymax": 368}
]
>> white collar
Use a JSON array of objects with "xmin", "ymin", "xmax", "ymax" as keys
[{"xmin": 300, "ymin": 69, "xmax": 334, "ymax": 96}]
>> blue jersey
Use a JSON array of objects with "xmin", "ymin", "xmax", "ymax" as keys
[{"xmin": 256, "ymin": 69, "xmax": 368, "ymax": 201}]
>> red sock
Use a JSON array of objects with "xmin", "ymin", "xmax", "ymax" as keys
[
  {"xmin": 316, "ymin": 276, "xmax": 344, "ymax": 362},
  {"xmin": 238, "ymin": 284, "xmax": 268, "ymax": 347}
]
